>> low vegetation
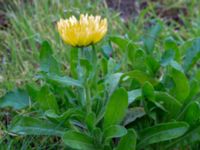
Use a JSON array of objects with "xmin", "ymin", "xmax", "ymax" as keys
[{"xmin": 1, "ymin": 0, "xmax": 200, "ymax": 149}]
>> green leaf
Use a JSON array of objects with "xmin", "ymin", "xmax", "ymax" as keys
[
  {"xmin": 128, "ymin": 89, "xmax": 141, "ymax": 104},
  {"xmin": 169, "ymin": 60, "xmax": 184, "ymax": 72},
  {"xmin": 142, "ymin": 82, "xmax": 167, "ymax": 112},
  {"xmin": 170, "ymin": 68, "xmax": 190, "ymax": 103},
  {"xmin": 93, "ymin": 128, "xmax": 104, "ymax": 149},
  {"xmin": 9, "ymin": 116, "xmax": 65, "ymax": 136},
  {"xmin": 26, "ymin": 83, "xmax": 39, "ymax": 101},
  {"xmin": 187, "ymin": 79, "xmax": 200, "ymax": 100},
  {"xmin": 107, "ymin": 58, "xmax": 119, "ymax": 74},
  {"xmin": 105, "ymin": 73, "xmax": 123, "ymax": 95},
  {"xmin": 102, "ymin": 44, "xmax": 113, "ymax": 59},
  {"xmin": 165, "ymin": 125, "xmax": 200, "ymax": 148},
  {"xmin": 178, "ymin": 101, "xmax": 200, "ymax": 125},
  {"xmin": 137, "ymin": 122, "xmax": 189, "ymax": 149},
  {"xmin": 45, "ymin": 108, "xmax": 83, "ymax": 123},
  {"xmin": 183, "ymin": 38, "xmax": 200, "ymax": 71},
  {"xmin": 46, "ymin": 73, "xmax": 83, "ymax": 87},
  {"xmin": 63, "ymin": 130, "xmax": 95, "ymax": 150},
  {"xmin": 161, "ymin": 49, "xmax": 175, "ymax": 66},
  {"xmin": 142, "ymin": 82, "xmax": 155, "ymax": 101},
  {"xmin": 123, "ymin": 107, "xmax": 145, "ymax": 126},
  {"xmin": 116, "ymin": 129, "xmax": 137, "ymax": 150},
  {"xmin": 103, "ymin": 125, "xmax": 127, "ymax": 141},
  {"xmin": 164, "ymin": 37, "xmax": 180, "ymax": 62},
  {"xmin": 154, "ymin": 92, "xmax": 182, "ymax": 117},
  {"xmin": 36, "ymin": 86, "xmax": 59, "ymax": 113},
  {"xmin": 0, "ymin": 89, "xmax": 30, "ymax": 110},
  {"xmin": 121, "ymin": 70, "xmax": 157, "ymax": 85},
  {"xmin": 39, "ymin": 41, "xmax": 60, "ymax": 74},
  {"xmin": 130, "ymin": 49, "xmax": 147, "ymax": 71},
  {"xmin": 110, "ymin": 36, "xmax": 131, "ymax": 51},
  {"xmin": 143, "ymin": 22, "xmax": 163, "ymax": 53},
  {"xmin": 104, "ymin": 88, "xmax": 128, "ymax": 128},
  {"xmin": 146, "ymin": 56, "xmax": 160, "ymax": 75},
  {"xmin": 85, "ymin": 112, "xmax": 96, "ymax": 130}
]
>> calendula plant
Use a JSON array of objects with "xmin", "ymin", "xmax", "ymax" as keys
[{"xmin": 1, "ymin": 13, "xmax": 200, "ymax": 150}]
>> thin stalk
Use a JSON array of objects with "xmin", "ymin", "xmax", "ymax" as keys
[
  {"xmin": 85, "ymin": 83, "xmax": 91, "ymax": 113},
  {"xmin": 91, "ymin": 44, "xmax": 98, "ymax": 83},
  {"xmin": 80, "ymin": 47, "xmax": 92, "ymax": 113},
  {"xmin": 91, "ymin": 44, "xmax": 97, "ymax": 66}
]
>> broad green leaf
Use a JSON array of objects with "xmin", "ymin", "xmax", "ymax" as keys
[
  {"xmin": 169, "ymin": 60, "xmax": 184, "ymax": 72},
  {"xmin": 39, "ymin": 41, "xmax": 60, "ymax": 74},
  {"xmin": 161, "ymin": 49, "xmax": 175, "ymax": 66},
  {"xmin": 128, "ymin": 89, "xmax": 141, "ymax": 104},
  {"xmin": 121, "ymin": 70, "xmax": 157, "ymax": 85},
  {"xmin": 142, "ymin": 82, "xmax": 155, "ymax": 101},
  {"xmin": 36, "ymin": 86, "xmax": 58, "ymax": 113},
  {"xmin": 164, "ymin": 37, "xmax": 180, "ymax": 62},
  {"xmin": 183, "ymin": 38, "xmax": 200, "ymax": 71},
  {"xmin": 146, "ymin": 56, "xmax": 160, "ymax": 75},
  {"xmin": 85, "ymin": 112, "xmax": 96, "ymax": 130},
  {"xmin": 143, "ymin": 22, "xmax": 163, "ymax": 53},
  {"xmin": 9, "ymin": 116, "xmax": 65, "ymax": 136},
  {"xmin": 162, "ymin": 74, "xmax": 175, "ymax": 90},
  {"xmin": 178, "ymin": 101, "xmax": 200, "ymax": 125},
  {"xmin": 170, "ymin": 68, "xmax": 190, "ymax": 102},
  {"xmin": 116, "ymin": 129, "xmax": 137, "ymax": 150},
  {"xmin": 110, "ymin": 36, "xmax": 131, "ymax": 51},
  {"xmin": 104, "ymin": 88, "xmax": 128, "ymax": 128},
  {"xmin": 103, "ymin": 125, "xmax": 127, "ymax": 141},
  {"xmin": 26, "ymin": 83, "xmax": 39, "ymax": 101},
  {"xmin": 142, "ymin": 82, "xmax": 167, "ymax": 112},
  {"xmin": 102, "ymin": 44, "xmax": 113, "ymax": 59},
  {"xmin": 127, "ymin": 44, "xmax": 138, "ymax": 63},
  {"xmin": 155, "ymin": 92, "xmax": 182, "ymax": 117},
  {"xmin": 45, "ymin": 109, "xmax": 84, "ymax": 123},
  {"xmin": 130, "ymin": 50, "xmax": 147, "ymax": 71},
  {"xmin": 63, "ymin": 130, "xmax": 95, "ymax": 150},
  {"xmin": 187, "ymin": 79, "xmax": 200, "ymax": 100},
  {"xmin": 92, "ymin": 128, "xmax": 104, "ymax": 149},
  {"xmin": 0, "ymin": 89, "xmax": 30, "ymax": 110},
  {"xmin": 123, "ymin": 107, "xmax": 145, "ymax": 126},
  {"xmin": 46, "ymin": 73, "xmax": 83, "ymax": 87},
  {"xmin": 105, "ymin": 73, "xmax": 123, "ymax": 95},
  {"xmin": 137, "ymin": 122, "xmax": 189, "ymax": 149},
  {"xmin": 165, "ymin": 125, "xmax": 200, "ymax": 148},
  {"xmin": 107, "ymin": 58, "xmax": 119, "ymax": 74},
  {"xmin": 195, "ymin": 69, "xmax": 200, "ymax": 81}
]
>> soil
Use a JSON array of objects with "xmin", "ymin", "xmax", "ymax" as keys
[
  {"xmin": 106, "ymin": 0, "xmax": 188, "ymax": 25},
  {"xmin": 0, "ymin": 1, "xmax": 8, "ymax": 29},
  {"xmin": 106, "ymin": 0, "xmax": 139, "ymax": 21},
  {"xmin": 0, "ymin": 12, "xmax": 8, "ymax": 29}
]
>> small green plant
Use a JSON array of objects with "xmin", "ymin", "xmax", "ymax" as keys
[{"xmin": 1, "ymin": 12, "xmax": 200, "ymax": 150}]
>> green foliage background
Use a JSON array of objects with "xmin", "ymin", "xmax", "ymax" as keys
[{"xmin": 1, "ymin": 0, "xmax": 200, "ymax": 149}]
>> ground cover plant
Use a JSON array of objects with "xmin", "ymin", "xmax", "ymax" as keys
[{"xmin": 1, "ymin": 0, "xmax": 200, "ymax": 149}]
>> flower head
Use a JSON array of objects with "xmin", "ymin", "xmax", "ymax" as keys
[{"xmin": 57, "ymin": 14, "xmax": 107, "ymax": 47}]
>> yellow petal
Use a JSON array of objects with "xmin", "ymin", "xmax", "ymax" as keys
[{"xmin": 57, "ymin": 14, "xmax": 108, "ymax": 47}]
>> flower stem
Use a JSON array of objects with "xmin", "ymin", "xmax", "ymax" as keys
[
  {"xmin": 91, "ymin": 44, "xmax": 98, "ymax": 84},
  {"xmin": 79, "ymin": 47, "xmax": 92, "ymax": 113},
  {"xmin": 85, "ymin": 83, "xmax": 91, "ymax": 113},
  {"xmin": 91, "ymin": 44, "xmax": 97, "ymax": 65}
]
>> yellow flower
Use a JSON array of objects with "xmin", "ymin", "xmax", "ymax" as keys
[{"xmin": 57, "ymin": 14, "xmax": 107, "ymax": 47}]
